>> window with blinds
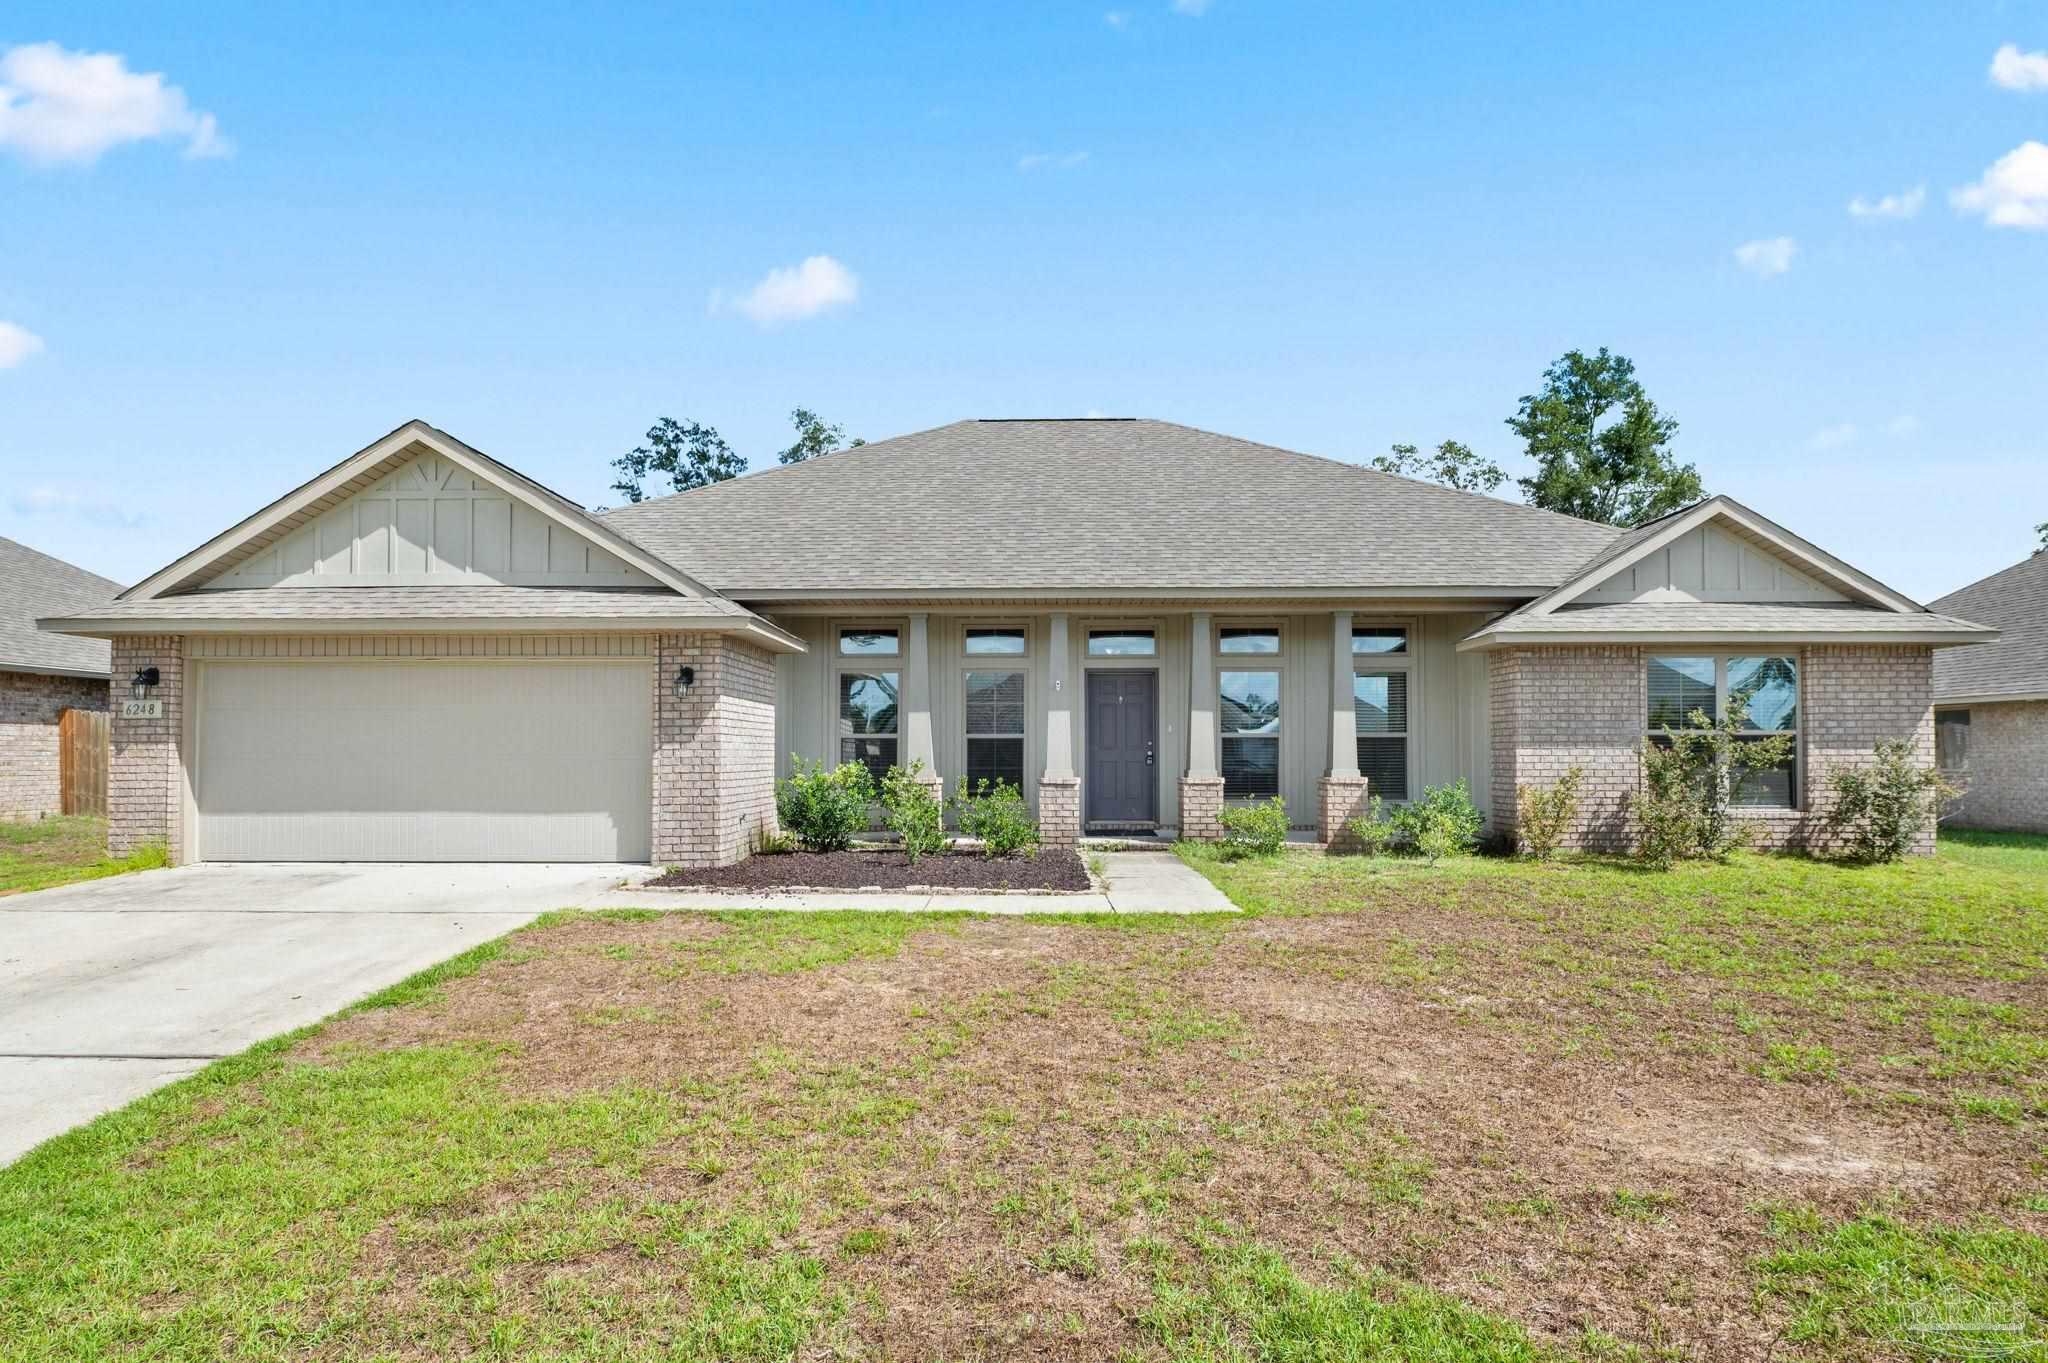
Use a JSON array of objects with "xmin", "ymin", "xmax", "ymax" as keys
[
  {"xmin": 838, "ymin": 671, "xmax": 899, "ymax": 783},
  {"xmin": 1645, "ymin": 654, "xmax": 1799, "ymax": 809},
  {"xmin": 1353, "ymin": 670, "xmax": 1409, "ymax": 800},
  {"xmin": 1220, "ymin": 670, "xmax": 1280, "ymax": 798},
  {"xmin": 964, "ymin": 670, "xmax": 1026, "ymax": 793},
  {"xmin": 1937, "ymin": 710, "xmax": 1971, "ymax": 773}
]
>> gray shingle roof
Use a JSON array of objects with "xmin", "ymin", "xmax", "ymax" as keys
[
  {"xmin": 1931, "ymin": 552, "xmax": 2048, "ymax": 699},
  {"xmin": 597, "ymin": 419, "xmax": 1622, "ymax": 594},
  {"xmin": 42, "ymin": 586, "xmax": 758, "ymax": 624},
  {"xmin": 0, "ymin": 537, "xmax": 121, "ymax": 676},
  {"xmin": 1464, "ymin": 601, "xmax": 1995, "ymax": 645}
]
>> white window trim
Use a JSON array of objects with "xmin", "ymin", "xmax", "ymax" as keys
[
  {"xmin": 832, "ymin": 617, "xmax": 907, "ymax": 777},
  {"xmin": 961, "ymin": 621, "xmax": 1031, "ymax": 658},
  {"xmin": 960, "ymin": 663, "xmax": 1031, "ymax": 794},
  {"xmin": 1646, "ymin": 652, "xmax": 1802, "ymax": 811},
  {"xmin": 836, "ymin": 620, "xmax": 903, "ymax": 658},
  {"xmin": 1353, "ymin": 617, "xmax": 1419, "ymax": 803},
  {"xmin": 1215, "ymin": 620, "xmax": 1284, "ymax": 658},
  {"xmin": 1217, "ymin": 662, "xmax": 1284, "ymax": 803},
  {"xmin": 1083, "ymin": 619, "xmax": 1161, "ymax": 659}
]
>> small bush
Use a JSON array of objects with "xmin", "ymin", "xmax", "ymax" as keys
[
  {"xmin": 751, "ymin": 825, "xmax": 798, "ymax": 855},
  {"xmin": 1219, "ymin": 796, "xmax": 1289, "ymax": 858},
  {"xmin": 879, "ymin": 761, "xmax": 948, "ymax": 863},
  {"xmin": 775, "ymin": 756, "xmax": 874, "ymax": 852},
  {"xmin": 1343, "ymin": 795, "xmax": 1397, "ymax": 857},
  {"xmin": 1389, "ymin": 780, "xmax": 1483, "ymax": 865},
  {"xmin": 1515, "ymin": 766, "xmax": 1584, "ymax": 859},
  {"xmin": 1632, "ymin": 704, "xmax": 1794, "ymax": 866},
  {"xmin": 951, "ymin": 778, "xmax": 1041, "ymax": 858},
  {"xmin": 1823, "ymin": 738, "xmax": 1957, "ymax": 862}
]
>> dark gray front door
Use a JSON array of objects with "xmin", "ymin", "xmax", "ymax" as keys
[{"xmin": 1086, "ymin": 670, "xmax": 1157, "ymax": 825}]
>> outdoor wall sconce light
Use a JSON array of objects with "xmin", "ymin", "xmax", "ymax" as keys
[
  {"xmin": 672, "ymin": 665, "xmax": 695, "ymax": 698},
  {"xmin": 130, "ymin": 666, "xmax": 161, "ymax": 700}
]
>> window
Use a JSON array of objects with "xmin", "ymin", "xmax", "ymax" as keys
[
  {"xmin": 1219, "ymin": 670, "xmax": 1280, "ymax": 798},
  {"xmin": 839, "ymin": 628, "xmax": 899, "ymax": 657},
  {"xmin": 965, "ymin": 627, "xmax": 1027, "ymax": 656},
  {"xmin": 1351, "ymin": 627, "xmax": 1408, "ymax": 655},
  {"xmin": 1088, "ymin": 629, "xmax": 1156, "ymax": 657},
  {"xmin": 1646, "ymin": 655, "xmax": 1800, "ymax": 809},
  {"xmin": 838, "ymin": 671, "xmax": 899, "ymax": 783},
  {"xmin": 1353, "ymin": 670, "xmax": 1409, "ymax": 800},
  {"xmin": 964, "ymin": 670, "xmax": 1026, "ymax": 792},
  {"xmin": 1937, "ymin": 710, "xmax": 1971, "ymax": 773},
  {"xmin": 1219, "ymin": 627, "xmax": 1280, "ymax": 655}
]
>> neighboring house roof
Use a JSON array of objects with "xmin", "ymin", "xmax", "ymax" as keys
[
  {"xmin": 0, "ymin": 537, "xmax": 122, "ymax": 678},
  {"xmin": 1459, "ymin": 601, "xmax": 1996, "ymax": 650},
  {"xmin": 598, "ymin": 418, "xmax": 1623, "ymax": 597},
  {"xmin": 1930, "ymin": 551, "xmax": 2048, "ymax": 702}
]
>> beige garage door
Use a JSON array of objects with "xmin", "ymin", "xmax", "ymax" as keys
[{"xmin": 194, "ymin": 660, "xmax": 652, "ymax": 862}]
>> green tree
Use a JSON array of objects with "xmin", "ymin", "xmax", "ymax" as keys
[
  {"xmin": 609, "ymin": 417, "xmax": 745, "ymax": 504},
  {"xmin": 778, "ymin": 407, "xmax": 865, "ymax": 465},
  {"xmin": 2035, "ymin": 520, "xmax": 2046, "ymax": 554},
  {"xmin": 1369, "ymin": 439, "xmax": 1506, "ymax": 494},
  {"xmin": 1508, "ymin": 348, "xmax": 1702, "ymax": 526}
]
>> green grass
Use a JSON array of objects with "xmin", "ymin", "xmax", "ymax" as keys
[
  {"xmin": 2, "ymin": 830, "xmax": 2043, "ymax": 1360},
  {"xmin": 0, "ymin": 815, "xmax": 167, "ymax": 895}
]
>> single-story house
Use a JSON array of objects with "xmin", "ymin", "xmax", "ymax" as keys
[
  {"xmin": 2, "ymin": 537, "xmax": 118, "ymax": 818},
  {"xmin": 1930, "ymin": 550, "xmax": 2047, "ymax": 833},
  {"xmin": 39, "ymin": 418, "xmax": 1995, "ymax": 865}
]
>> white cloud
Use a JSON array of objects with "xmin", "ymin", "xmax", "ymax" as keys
[
  {"xmin": 10, "ymin": 485, "xmax": 146, "ymax": 528},
  {"xmin": 1806, "ymin": 423, "xmax": 1859, "ymax": 451},
  {"xmin": 0, "ymin": 42, "xmax": 229, "ymax": 166},
  {"xmin": 718, "ymin": 255, "xmax": 859, "ymax": 327},
  {"xmin": 1171, "ymin": 0, "xmax": 1211, "ymax": 14},
  {"xmin": 1952, "ymin": 141, "xmax": 2048, "ymax": 230},
  {"xmin": 1733, "ymin": 236, "xmax": 1797, "ymax": 277},
  {"xmin": 1989, "ymin": 42, "xmax": 2048, "ymax": 91},
  {"xmin": 1104, "ymin": 10, "xmax": 1132, "ymax": 29},
  {"xmin": 1017, "ymin": 150, "xmax": 1089, "ymax": 171},
  {"xmin": 0, "ymin": 321, "xmax": 44, "ymax": 368},
  {"xmin": 1847, "ymin": 185, "xmax": 1925, "ymax": 219},
  {"xmin": 1885, "ymin": 414, "xmax": 1920, "ymax": 438}
]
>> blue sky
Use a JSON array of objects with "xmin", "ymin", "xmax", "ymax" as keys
[{"xmin": 2, "ymin": 2, "xmax": 2043, "ymax": 601}]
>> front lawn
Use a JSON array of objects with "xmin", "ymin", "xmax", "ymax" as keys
[
  {"xmin": 0, "ymin": 815, "xmax": 167, "ymax": 896},
  {"xmin": 2, "ymin": 834, "xmax": 2043, "ymax": 1361}
]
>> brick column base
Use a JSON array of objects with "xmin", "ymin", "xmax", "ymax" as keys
[
  {"xmin": 1318, "ymin": 776, "xmax": 1370, "ymax": 850},
  {"xmin": 1179, "ymin": 775, "xmax": 1225, "ymax": 841},
  {"xmin": 1038, "ymin": 776, "xmax": 1080, "ymax": 848}
]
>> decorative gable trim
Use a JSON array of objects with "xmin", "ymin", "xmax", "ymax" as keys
[
  {"xmin": 121, "ymin": 421, "xmax": 717, "ymax": 602},
  {"xmin": 1521, "ymin": 496, "xmax": 1923, "ymax": 618}
]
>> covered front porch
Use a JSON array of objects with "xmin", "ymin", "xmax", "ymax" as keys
[{"xmin": 761, "ymin": 606, "xmax": 1501, "ymax": 848}]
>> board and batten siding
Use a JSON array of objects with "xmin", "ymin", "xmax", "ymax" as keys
[
  {"xmin": 772, "ymin": 610, "xmax": 1493, "ymax": 828},
  {"xmin": 201, "ymin": 453, "xmax": 658, "ymax": 589},
  {"xmin": 1580, "ymin": 522, "xmax": 1847, "ymax": 604}
]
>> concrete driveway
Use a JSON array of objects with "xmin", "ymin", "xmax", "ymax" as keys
[{"xmin": 0, "ymin": 862, "xmax": 637, "ymax": 1167}]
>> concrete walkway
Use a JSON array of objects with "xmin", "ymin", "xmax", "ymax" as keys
[
  {"xmin": 0, "ymin": 862, "xmax": 635, "ymax": 1166},
  {"xmin": 584, "ymin": 850, "xmax": 1236, "ymax": 915}
]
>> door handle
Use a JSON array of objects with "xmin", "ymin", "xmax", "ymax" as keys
[{"xmin": 1145, "ymin": 745, "xmax": 1154, "ymax": 766}]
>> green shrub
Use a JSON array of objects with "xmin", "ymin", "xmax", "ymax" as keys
[
  {"xmin": 775, "ymin": 756, "xmax": 874, "ymax": 852},
  {"xmin": 880, "ymin": 761, "xmax": 948, "ymax": 863},
  {"xmin": 1823, "ymin": 738, "xmax": 1957, "ymax": 862},
  {"xmin": 951, "ymin": 778, "xmax": 1041, "ymax": 858},
  {"xmin": 1515, "ymin": 765, "xmax": 1584, "ymax": 859},
  {"xmin": 1219, "ymin": 796, "xmax": 1289, "ymax": 858},
  {"xmin": 1632, "ymin": 704, "xmax": 1794, "ymax": 866},
  {"xmin": 1389, "ymin": 780, "xmax": 1484, "ymax": 865},
  {"xmin": 1344, "ymin": 795, "xmax": 1396, "ymax": 857}
]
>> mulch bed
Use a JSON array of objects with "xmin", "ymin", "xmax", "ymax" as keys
[{"xmin": 644, "ymin": 847, "xmax": 1093, "ymax": 893}]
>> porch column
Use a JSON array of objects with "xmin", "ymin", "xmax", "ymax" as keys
[
  {"xmin": 1319, "ymin": 609, "xmax": 1369, "ymax": 848},
  {"xmin": 1180, "ymin": 610, "xmax": 1224, "ymax": 840},
  {"xmin": 1038, "ymin": 611, "xmax": 1080, "ymax": 847},
  {"xmin": 902, "ymin": 613, "xmax": 941, "ymax": 798}
]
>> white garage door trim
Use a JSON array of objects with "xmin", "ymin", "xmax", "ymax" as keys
[{"xmin": 190, "ymin": 658, "xmax": 652, "ymax": 862}]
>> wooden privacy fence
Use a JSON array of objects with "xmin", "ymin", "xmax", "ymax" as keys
[{"xmin": 60, "ymin": 708, "xmax": 109, "ymax": 816}]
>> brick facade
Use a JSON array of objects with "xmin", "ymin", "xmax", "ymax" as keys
[
  {"xmin": 653, "ymin": 632, "xmax": 779, "ymax": 868},
  {"xmin": 1489, "ymin": 643, "xmax": 1938, "ymax": 856},
  {"xmin": 0, "ymin": 670, "xmax": 109, "ymax": 817},
  {"xmin": 1037, "ymin": 776, "xmax": 1080, "ymax": 848},
  {"xmin": 1317, "ymin": 775, "xmax": 1369, "ymax": 849},
  {"xmin": 108, "ymin": 636, "xmax": 185, "ymax": 859},
  {"xmin": 1178, "ymin": 775, "xmax": 1224, "ymax": 841},
  {"xmin": 1942, "ymin": 699, "xmax": 2048, "ymax": 834}
]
